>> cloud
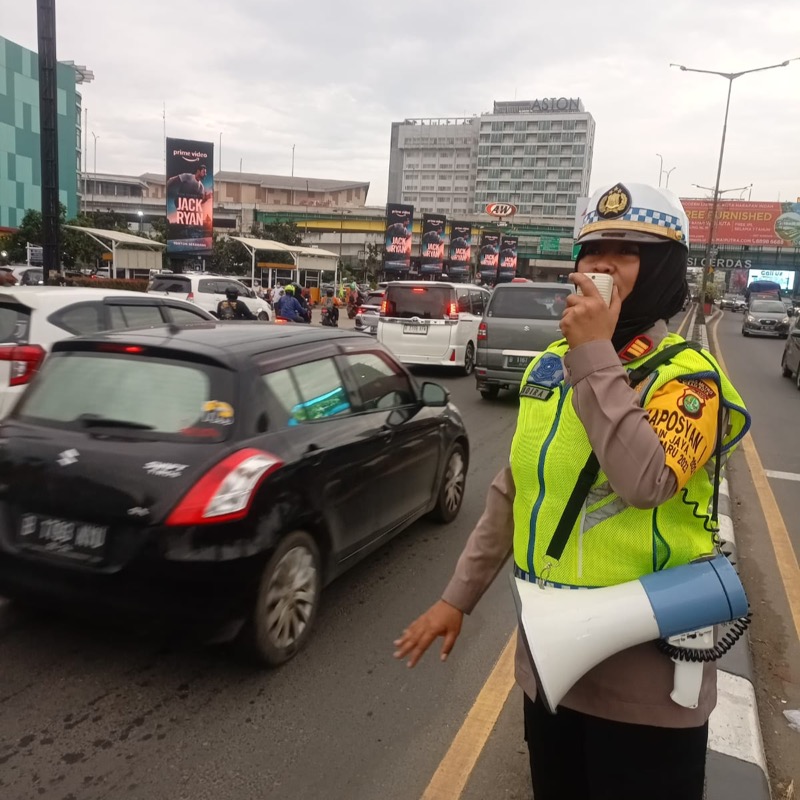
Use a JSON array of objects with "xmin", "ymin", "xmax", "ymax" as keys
[{"xmin": 4, "ymin": 0, "xmax": 799, "ymax": 205}]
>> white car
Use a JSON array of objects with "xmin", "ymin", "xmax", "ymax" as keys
[
  {"xmin": 148, "ymin": 273, "xmax": 273, "ymax": 321},
  {"xmin": 0, "ymin": 286, "xmax": 215, "ymax": 419},
  {"xmin": 377, "ymin": 281, "xmax": 491, "ymax": 374}
]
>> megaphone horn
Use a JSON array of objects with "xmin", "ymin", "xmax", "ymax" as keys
[{"xmin": 510, "ymin": 556, "xmax": 748, "ymax": 715}]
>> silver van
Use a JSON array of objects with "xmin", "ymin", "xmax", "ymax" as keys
[{"xmin": 475, "ymin": 281, "xmax": 573, "ymax": 399}]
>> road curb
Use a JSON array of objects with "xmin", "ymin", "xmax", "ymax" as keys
[{"xmin": 699, "ymin": 316, "xmax": 771, "ymax": 800}]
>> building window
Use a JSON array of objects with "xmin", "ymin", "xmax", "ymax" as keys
[{"xmin": 544, "ymin": 205, "xmax": 558, "ymax": 216}]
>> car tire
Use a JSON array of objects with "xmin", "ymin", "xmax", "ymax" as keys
[
  {"xmin": 782, "ymin": 356, "xmax": 793, "ymax": 378},
  {"xmin": 258, "ymin": 310, "xmax": 269, "ymax": 322},
  {"xmin": 429, "ymin": 444, "xmax": 467, "ymax": 524},
  {"xmin": 480, "ymin": 385, "xmax": 500, "ymax": 400},
  {"xmin": 741, "ymin": 328, "xmax": 749, "ymax": 336},
  {"xmin": 243, "ymin": 530, "xmax": 321, "ymax": 667},
  {"xmin": 781, "ymin": 334, "xmax": 789, "ymax": 340},
  {"xmin": 462, "ymin": 342, "xmax": 475, "ymax": 376}
]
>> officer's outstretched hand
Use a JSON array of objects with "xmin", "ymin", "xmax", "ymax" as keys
[
  {"xmin": 393, "ymin": 600, "xmax": 463, "ymax": 668},
  {"xmin": 561, "ymin": 273, "xmax": 622, "ymax": 349}
]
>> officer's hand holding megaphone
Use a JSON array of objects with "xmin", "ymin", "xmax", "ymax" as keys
[
  {"xmin": 393, "ymin": 599, "xmax": 463, "ymax": 667},
  {"xmin": 561, "ymin": 273, "xmax": 622, "ymax": 348}
]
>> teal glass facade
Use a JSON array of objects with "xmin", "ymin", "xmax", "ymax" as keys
[{"xmin": 0, "ymin": 36, "xmax": 80, "ymax": 228}]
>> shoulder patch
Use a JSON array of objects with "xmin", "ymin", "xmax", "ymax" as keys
[
  {"xmin": 619, "ymin": 335, "xmax": 654, "ymax": 363},
  {"xmin": 526, "ymin": 353, "xmax": 564, "ymax": 388}
]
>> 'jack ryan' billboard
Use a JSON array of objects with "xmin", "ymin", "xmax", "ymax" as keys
[
  {"xmin": 498, "ymin": 235, "xmax": 518, "ymax": 282},
  {"xmin": 420, "ymin": 214, "xmax": 446, "ymax": 275},
  {"xmin": 448, "ymin": 222, "xmax": 472, "ymax": 276},
  {"xmin": 478, "ymin": 232, "xmax": 500, "ymax": 282},
  {"xmin": 383, "ymin": 203, "xmax": 413, "ymax": 272},
  {"xmin": 166, "ymin": 137, "xmax": 214, "ymax": 256}
]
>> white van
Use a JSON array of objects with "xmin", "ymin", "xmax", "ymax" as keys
[{"xmin": 377, "ymin": 281, "xmax": 491, "ymax": 374}]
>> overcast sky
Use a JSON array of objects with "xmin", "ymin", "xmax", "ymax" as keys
[{"xmin": 5, "ymin": 0, "xmax": 800, "ymax": 207}]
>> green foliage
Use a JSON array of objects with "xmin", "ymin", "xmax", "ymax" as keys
[{"xmin": 210, "ymin": 234, "xmax": 250, "ymax": 274}]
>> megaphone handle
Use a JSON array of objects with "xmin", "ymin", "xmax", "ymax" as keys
[{"xmin": 668, "ymin": 627, "xmax": 714, "ymax": 709}]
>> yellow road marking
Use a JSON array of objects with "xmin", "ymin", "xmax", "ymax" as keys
[
  {"xmin": 420, "ymin": 634, "xmax": 517, "ymax": 800},
  {"xmin": 709, "ymin": 315, "xmax": 800, "ymax": 641}
]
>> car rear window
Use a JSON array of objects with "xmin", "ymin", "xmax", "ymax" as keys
[
  {"xmin": 750, "ymin": 300, "xmax": 786, "ymax": 314},
  {"xmin": 0, "ymin": 303, "xmax": 31, "ymax": 344},
  {"xmin": 383, "ymin": 285, "xmax": 453, "ymax": 319},
  {"xmin": 487, "ymin": 287, "xmax": 571, "ymax": 320},
  {"xmin": 14, "ymin": 351, "xmax": 235, "ymax": 442},
  {"xmin": 151, "ymin": 276, "xmax": 191, "ymax": 293}
]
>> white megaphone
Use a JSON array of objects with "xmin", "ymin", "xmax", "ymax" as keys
[{"xmin": 511, "ymin": 555, "xmax": 749, "ymax": 714}]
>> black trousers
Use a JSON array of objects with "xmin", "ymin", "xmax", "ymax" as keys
[{"xmin": 524, "ymin": 694, "xmax": 708, "ymax": 800}]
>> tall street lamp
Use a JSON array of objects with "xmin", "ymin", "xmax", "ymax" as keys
[
  {"xmin": 671, "ymin": 58, "xmax": 798, "ymax": 318},
  {"xmin": 91, "ymin": 131, "xmax": 99, "ymax": 209},
  {"xmin": 663, "ymin": 166, "xmax": 676, "ymax": 189},
  {"xmin": 656, "ymin": 153, "xmax": 664, "ymax": 187}
]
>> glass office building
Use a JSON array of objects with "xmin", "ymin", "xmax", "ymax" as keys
[{"xmin": 0, "ymin": 36, "xmax": 82, "ymax": 229}]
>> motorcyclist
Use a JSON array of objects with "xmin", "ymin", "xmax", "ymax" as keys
[
  {"xmin": 275, "ymin": 284, "xmax": 306, "ymax": 323},
  {"xmin": 216, "ymin": 287, "xmax": 256, "ymax": 320},
  {"xmin": 320, "ymin": 288, "xmax": 341, "ymax": 327}
]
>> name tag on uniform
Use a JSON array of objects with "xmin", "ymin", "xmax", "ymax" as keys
[{"xmin": 520, "ymin": 385, "xmax": 553, "ymax": 401}]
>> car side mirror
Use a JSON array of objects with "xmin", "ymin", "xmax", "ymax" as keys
[{"xmin": 421, "ymin": 381, "xmax": 449, "ymax": 407}]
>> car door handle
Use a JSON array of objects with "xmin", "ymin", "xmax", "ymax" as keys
[{"xmin": 379, "ymin": 427, "xmax": 394, "ymax": 443}]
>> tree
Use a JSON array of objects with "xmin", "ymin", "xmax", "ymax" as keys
[
  {"xmin": 210, "ymin": 234, "xmax": 249, "ymax": 274},
  {"xmin": 245, "ymin": 219, "xmax": 302, "ymax": 266},
  {"xmin": 61, "ymin": 209, "xmax": 130, "ymax": 270}
]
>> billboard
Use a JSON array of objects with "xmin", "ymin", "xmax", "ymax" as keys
[
  {"xmin": 747, "ymin": 268, "xmax": 795, "ymax": 292},
  {"xmin": 383, "ymin": 203, "xmax": 413, "ymax": 272},
  {"xmin": 498, "ymin": 236, "xmax": 518, "ymax": 282},
  {"xmin": 448, "ymin": 222, "xmax": 472, "ymax": 276},
  {"xmin": 166, "ymin": 137, "xmax": 214, "ymax": 256},
  {"xmin": 478, "ymin": 232, "xmax": 500, "ymax": 281},
  {"xmin": 682, "ymin": 199, "xmax": 800, "ymax": 247},
  {"xmin": 420, "ymin": 214, "xmax": 446, "ymax": 275}
]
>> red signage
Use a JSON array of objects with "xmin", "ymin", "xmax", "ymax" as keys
[
  {"xmin": 485, "ymin": 202, "xmax": 518, "ymax": 218},
  {"xmin": 682, "ymin": 199, "xmax": 800, "ymax": 247}
]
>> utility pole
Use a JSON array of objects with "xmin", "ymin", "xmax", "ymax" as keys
[
  {"xmin": 37, "ymin": 0, "xmax": 60, "ymax": 283},
  {"xmin": 671, "ymin": 58, "xmax": 798, "ymax": 318}
]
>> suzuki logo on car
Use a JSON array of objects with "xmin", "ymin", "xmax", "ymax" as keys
[
  {"xmin": 486, "ymin": 202, "xmax": 518, "ymax": 218},
  {"xmin": 57, "ymin": 449, "xmax": 79, "ymax": 467}
]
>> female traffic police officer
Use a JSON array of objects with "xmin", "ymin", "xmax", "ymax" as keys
[{"xmin": 394, "ymin": 183, "xmax": 751, "ymax": 799}]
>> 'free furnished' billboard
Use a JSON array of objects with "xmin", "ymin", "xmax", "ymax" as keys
[
  {"xmin": 166, "ymin": 137, "xmax": 214, "ymax": 256},
  {"xmin": 682, "ymin": 199, "xmax": 800, "ymax": 247},
  {"xmin": 383, "ymin": 203, "xmax": 413, "ymax": 272}
]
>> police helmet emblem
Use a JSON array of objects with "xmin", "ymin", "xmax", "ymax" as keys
[{"xmin": 597, "ymin": 183, "xmax": 632, "ymax": 219}]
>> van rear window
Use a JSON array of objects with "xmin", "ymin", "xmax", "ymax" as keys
[
  {"xmin": 383, "ymin": 286, "xmax": 452, "ymax": 319},
  {"xmin": 0, "ymin": 303, "xmax": 31, "ymax": 344},
  {"xmin": 151, "ymin": 276, "xmax": 191, "ymax": 293},
  {"xmin": 487, "ymin": 287, "xmax": 571, "ymax": 320}
]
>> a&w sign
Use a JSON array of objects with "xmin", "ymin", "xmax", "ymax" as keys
[{"xmin": 485, "ymin": 202, "xmax": 518, "ymax": 218}]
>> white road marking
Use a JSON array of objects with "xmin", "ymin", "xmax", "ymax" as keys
[
  {"xmin": 708, "ymin": 671, "xmax": 768, "ymax": 773},
  {"xmin": 764, "ymin": 469, "xmax": 800, "ymax": 483}
]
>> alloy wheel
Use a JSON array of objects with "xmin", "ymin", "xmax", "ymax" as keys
[
  {"xmin": 443, "ymin": 450, "xmax": 465, "ymax": 514},
  {"xmin": 262, "ymin": 546, "xmax": 318, "ymax": 650}
]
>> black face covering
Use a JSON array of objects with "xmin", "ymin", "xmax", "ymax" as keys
[{"xmin": 576, "ymin": 241, "xmax": 688, "ymax": 352}]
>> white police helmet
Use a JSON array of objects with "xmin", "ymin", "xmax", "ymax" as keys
[{"xmin": 577, "ymin": 182, "xmax": 690, "ymax": 248}]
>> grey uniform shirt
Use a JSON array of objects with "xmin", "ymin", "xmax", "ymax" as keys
[{"xmin": 442, "ymin": 321, "xmax": 716, "ymax": 728}]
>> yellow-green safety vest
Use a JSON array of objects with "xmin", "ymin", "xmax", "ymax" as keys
[{"xmin": 510, "ymin": 334, "xmax": 750, "ymax": 588}]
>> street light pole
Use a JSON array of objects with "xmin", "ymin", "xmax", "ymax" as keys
[
  {"xmin": 671, "ymin": 58, "xmax": 798, "ymax": 319},
  {"xmin": 91, "ymin": 131, "xmax": 99, "ymax": 209},
  {"xmin": 664, "ymin": 167, "xmax": 676, "ymax": 189},
  {"xmin": 656, "ymin": 153, "xmax": 664, "ymax": 187}
]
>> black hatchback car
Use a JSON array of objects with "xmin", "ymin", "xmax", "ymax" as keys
[{"xmin": 0, "ymin": 324, "xmax": 468, "ymax": 665}]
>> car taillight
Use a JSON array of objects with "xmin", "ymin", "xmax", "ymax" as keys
[
  {"xmin": 165, "ymin": 449, "xmax": 283, "ymax": 527},
  {"xmin": 380, "ymin": 299, "xmax": 388, "ymax": 317},
  {"xmin": 478, "ymin": 321, "xmax": 488, "ymax": 341},
  {"xmin": 187, "ymin": 292, "xmax": 195, "ymax": 302},
  {"xmin": 447, "ymin": 302, "xmax": 459, "ymax": 321},
  {"xmin": 0, "ymin": 345, "xmax": 46, "ymax": 387},
  {"xmin": 357, "ymin": 307, "xmax": 365, "ymax": 314}
]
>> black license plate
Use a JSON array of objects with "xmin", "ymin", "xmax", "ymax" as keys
[
  {"xmin": 507, "ymin": 355, "xmax": 533, "ymax": 368},
  {"xmin": 17, "ymin": 513, "xmax": 108, "ymax": 563}
]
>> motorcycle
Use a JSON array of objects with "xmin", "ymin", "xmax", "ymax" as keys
[{"xmin": 320, "ymin": 307, "xmax": 338, "ymax": 327}]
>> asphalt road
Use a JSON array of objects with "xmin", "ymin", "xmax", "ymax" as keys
[
  {"xmin": 0, "ymin": 356, "xmax": 522, "ymax": 800},
  {"xmin": 711, "ymin": 309, "xmax": 800, "ymax": 794}
]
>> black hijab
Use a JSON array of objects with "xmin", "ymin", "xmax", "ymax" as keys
[{"xmin": 576, "ymin": 241, "xmax": 689, "ymax": 352}]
